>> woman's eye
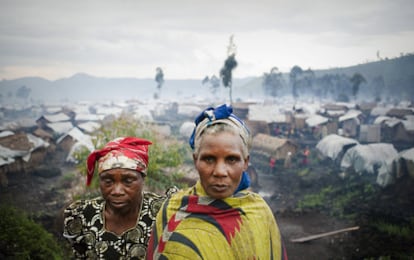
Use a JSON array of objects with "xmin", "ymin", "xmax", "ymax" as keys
[
  {"xmin": 124, "ymin": 178, "xmax": 134, "ymax": 184},
  {"xmin": 202, "ymin": 156, "xmax": 215, "ymax": 163},
  {"xmin": 102, "ymin": 178, "xmax": 113, "ymax": 185},
  {"xmin": 227, "ymin": 156, "xmax": 239, "ymax": 164}
]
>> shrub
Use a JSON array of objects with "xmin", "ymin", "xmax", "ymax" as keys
[
  {"xmin": 0, "ymin": 205, "xmax": 64, "ymax": 259},
  {"xmin": 74, "ymin": 114, "xmax": 189, "ymax": 192}
]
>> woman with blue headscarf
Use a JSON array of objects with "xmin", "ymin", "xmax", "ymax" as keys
[{"xmin": 147, "ymin": 104, "xmax": 287, "ymax": 259}]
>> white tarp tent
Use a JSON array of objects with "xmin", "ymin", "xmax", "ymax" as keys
[
  {"xmin": 179, "ymin": 121, "xmax": 196, "ymax": 139},
  {"xmin": 399, "ymin": 148, "xmax": 414, "ymax": 178},
  {"xmin": 340, "ymin": 143, "xmax": 399, "ymax": 186},
  {"xmin": 377, "ymin": 147, "xmax": 414, "ymax": 187},
  {"xmin": 316, "ymin": 134, "xmax": 359, "ymax": 161}
]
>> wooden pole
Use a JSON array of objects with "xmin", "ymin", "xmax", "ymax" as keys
[{"xmin": 290, "ymin": 226, "xmax": 360, "ymax": 243}]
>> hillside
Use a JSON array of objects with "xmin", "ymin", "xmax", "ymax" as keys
[{"xmin": 1, "ymin": 54, "xmax": 413, "ymax": 104}]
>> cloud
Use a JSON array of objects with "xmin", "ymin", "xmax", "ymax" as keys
[{"xmin": 0, "ymin": 0, "xmax": 413, "ymax": 80}]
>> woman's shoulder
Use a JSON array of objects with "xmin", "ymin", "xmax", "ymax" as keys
[
  {"xmin": 232, "ymin": 190, "xmax": 272, "ymax": 205},
  {"xmin": 144, "ymin": 186, "xmax": 180, "ymax": 199},
  {"xmin": 64, "ymin": 197, "xmax": 104, "ymax": 215}
]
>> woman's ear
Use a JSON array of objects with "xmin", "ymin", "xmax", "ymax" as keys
[
  {"xmin": 192, "ymin": 153, "xmax": 197, "ymax": 163},
  {"xmin": 244, "ymin": 155, "xmax": 250, "ymax": 170}
]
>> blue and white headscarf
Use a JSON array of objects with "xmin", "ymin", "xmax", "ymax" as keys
[{"xmin": 189, "ymin": 104, "xmax": 251, "ymax": 193}]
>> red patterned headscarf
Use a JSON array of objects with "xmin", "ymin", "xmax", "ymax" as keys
[{"xmin": 86, "ymin": 137, "xmax": 152, "ymax": 186}]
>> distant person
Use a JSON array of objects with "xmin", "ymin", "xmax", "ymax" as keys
[
  {"xmin": 274, "ymin": 125, "xmax": 281, "ymax": 136},
  {"xmin": 284, "ymin": 152, "xmax": 292, "ymax": 169},
  {"xmin": 269, "ymin": 156, "xmax": 276, "ymax": 174},
  {"xmin": 302, "ymin": 146, "xmax": 310, "ymax": 166},
  {"xmin": 146, "ymin": 104, "xmax": 287, "ymax": 259},
  {"xmin": 63, "ymin": 137, "xmax": 176, "ymax": 259}
]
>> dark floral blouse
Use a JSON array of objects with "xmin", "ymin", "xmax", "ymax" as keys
[{"xmin": 63, "ymin": 190, "xmax": 175, "ymax": 259}]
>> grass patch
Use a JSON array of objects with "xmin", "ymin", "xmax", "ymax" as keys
[{"xmin": 373, "ymin": 219, "xmax": 414, "ymax": 239}]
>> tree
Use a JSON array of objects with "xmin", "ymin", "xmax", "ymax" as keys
[
  {"xmin": 372, "ymin": 75, "xmax": 385, "ymax": 102},
  {"xmin": 154, "ymin": 67, "xmax": 164, "ymax": 99},
  {"xmin": 350, "ymin": 73, "xmax": 366, "ymax": 100},
  {"xmin": 16, "ymin": 85, "xmax": 31, "ymax": 100},
  {"xmin": 262, "ymin": 67, "xmax": 285, "ymax": 97},
  {"xmin": 289, "ymin": 65, "xmax": 303, "ymax": 99},
  {"xmin": 220, "ymin": 35, "xmax": 237, "ymax": 104},
  {"xmin": 202, "ymin": 75, "xmax": 221, "ymax": 97},
  {"xmin": 301, "ymin": 68, "xmax": 315, "ymax": 96},
  {"xmin": 317, "ymin": 74, "xmax": 336, "ymax": 99}
]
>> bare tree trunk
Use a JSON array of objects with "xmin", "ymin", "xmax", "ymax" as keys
[{"xmin": 229, "ymin": 82, "xmax": 233, "ymax": 105}]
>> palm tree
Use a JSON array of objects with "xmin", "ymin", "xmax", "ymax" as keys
[
  {"xmin": 289, "ymin": 65, "xmax": 303, "ymax": 99},
  {"xmin": 154, "ymin": 67, "xmax": 164, "ymax": 99},
  {"xmin": 262, "ymin": 67, "xmax": 285, "ymax": 97},
  {"xmin": 350, "ymin": 73, "xmax": 366, "ymax": 100},
  {"xmin": 220, "ymin": 35, "xmax": 237, "ymax": 104}
]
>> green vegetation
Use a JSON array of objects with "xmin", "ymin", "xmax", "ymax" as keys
[
  {"xmin": 297, "ymin": 185, "xmax": 333, "ymax": 209},
  {"xmin": 0, "ymin": 205, "xmax": 64, "ymax": 259},
  {"xmin": 296, "ymin": 181, "xmax": 377, "ymax": 219},
  {"xmin": 373, "ymin": 219, "xmax": 414, "ymax": 239},
  {"xmin": 74, "ymin": 114, "xmax": 189, "ymax": 193}
]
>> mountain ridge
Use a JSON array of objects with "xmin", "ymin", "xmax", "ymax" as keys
[{"xmin": 1, "ymin": 54, "xmax": 413, "ymax": 103}]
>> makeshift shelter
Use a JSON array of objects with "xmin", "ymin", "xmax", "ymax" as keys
[
  {"xmin": 57, "ymin": 127, "xmax": 94, "ymax": 163},
  {"xmin": 376, "ymin": 117, "xmax": 414, "ymax": 144},
  {"xmin": 0, "ymin": 133, "xmax": 50, "ymax": 185},
  {"xmin": 386, "ymin": 107, "xmax": 414, "ymax": 119},
  {"xmin": 338, "ymin": 109, "xmax": 363, "ymax": 137},
  {"xmin": 392, "ymin": 119, "xmax": 414, "ymax": 144},
  {"xmin": 179, "ymin": 121, "xmax": 195, "ymax": 140},
  {"xmin": 377, "ymin": 148, "xmax": 414, "ymax": 187},
  {"xmin": 293, "ymin": 113, "xmax": 308, "ymax": 130},
  {"xmin": 305, "ymin": 114, "xmax": 336, "ymax": 139},
  {"xmin": 251, "ymin": 133, "xmax": 298, "ymax": 172},
  {"xmin": 306, "ymin": 114, "xmax": 329, "ymax": 128},
  {"xmin": 36, "ymin": 112, "xmax": 71, "ymax": 128},
  {"xmin": 245, "ymin": 120, "xmax": 270, "ymax": 137},
  {"xmin": 232, "ymin": 102, "xmax": 252, "ymax": 120},
  {"xmin": 248, "ymin": 104, "xmax": 292, "ymax": 136},
  {"xmin": 57, "ymin": 127, "xmax": 94, "ymax": 153},
  {"xmin": 45, "ymin": 121, "xmax": 74, "ymax": 136},
  {"xmin": 359, "ymin": 124, "xmax": 381, "ymax": 143},
  {"xmin": 340, "ymin": 143, "xmax": 399, "ymax": 186},
  {"xmin": 316, "ymin": 134, "xmax": 359, "ymax": 164},
  {"xmin": 397, "ymin": 148, "xmax": 414, "ymax": 179},
  {"xmin": 77, "ymin": 121, "xmax": 101, "ymax": 134}
]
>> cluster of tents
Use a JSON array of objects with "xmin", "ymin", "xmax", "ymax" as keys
[{"xmin": 316, "ymin": 134, "xmax": 414, "ymax": 187}]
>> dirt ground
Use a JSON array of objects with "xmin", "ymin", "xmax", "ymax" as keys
[
  {"xmin": 255, "ymin": 165, "xmax": 414, "ymax": 260},
  {"xmin": 257, "ymin": 174, "xmax": 357, "ymax": 260}
]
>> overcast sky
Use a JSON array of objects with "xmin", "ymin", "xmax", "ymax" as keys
[{"xmin": 1, "ymin": 0, "xmax": 413, "ymax": 80}]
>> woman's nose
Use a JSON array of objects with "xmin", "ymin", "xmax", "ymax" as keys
[
  {"xmin": 111, "ymin": 182, "xmax": 125, "ymax": 195},
  {"xmin": 213, "ymin": 161, "xmax": 228, "ymax": 177}
]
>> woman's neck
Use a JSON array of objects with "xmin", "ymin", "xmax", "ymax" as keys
[{"xmin": 104, "ymin": 202, "xmax": 141, "ymax": 236}]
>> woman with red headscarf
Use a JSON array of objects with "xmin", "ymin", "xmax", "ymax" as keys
[{"xmin": 63, "ymin": 137, "xmax": 176, "ymax": 259}]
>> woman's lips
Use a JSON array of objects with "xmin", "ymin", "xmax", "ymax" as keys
[
  {"xmin": 110, "ymin": 200, "xmax": 127, "ymax": 207},
  {"xmin": 210, "ymin": 185, "xmax": 228, "ymax": 192}
]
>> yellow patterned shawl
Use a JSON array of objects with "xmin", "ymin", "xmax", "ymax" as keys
[{"xmin": 147, "ymin": 181, "xmax": 284, "ymax": 259}]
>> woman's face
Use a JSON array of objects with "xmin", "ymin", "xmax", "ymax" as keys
[
  {"xmin": 99, "ymin": 168, "xmax": 144, "ymax": 212},
  {"xmin": 193, "ymin": 131, "xmax": 249, "ymax": 199}
]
